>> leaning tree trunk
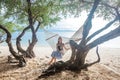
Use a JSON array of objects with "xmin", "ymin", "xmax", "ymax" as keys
[
  {"xmin": 0, "ymin": 24, "xmax": 26, "ymax": 67},
  {"xmin": 68, "ymin": 40, "xmax": 89, "ymax": 72},
  {"xmin": 71, "ymin": 0, "xmax": 100, "ymax": 71}
]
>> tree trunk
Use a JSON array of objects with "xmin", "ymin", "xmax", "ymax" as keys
[
  {"xmin": 16, "ymin": 26, "xmax": 30, "ymax": 57},
  {"xmin": 69, "ymin": 40, "xmax": 89, "ymax": 72},
  {"xmin": 73, "ymin": 0, "xmax": 100, "ymax": 69},
  {"xmin": 26, "ymin": 36, "xmax": 37, "ymax": 58},
  {"xmin": 0, "ymin": 24, "xmax": 26, "ymax": 67},
  {"xmin": 16, "ymin": 24, "xmax": 38, "ymax": 58},
  {"xmin": 24, "ymin": 0, "xmax": 38, "ymax": 58},
  {"xmin": 25, "ymin": 22, "xmax": 40, "ymax": 58},
  {"xmin": 69, "ymin": 45, "xmax": 76, "ymax": 63},
  {"xmin": 16, "ymin": 0, "xmax": 41, "ymax": 58}
]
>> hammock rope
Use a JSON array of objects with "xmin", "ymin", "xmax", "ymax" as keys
[{"xmin": 44, "ymin": 26, "xmax": 83, "ymax": 52}]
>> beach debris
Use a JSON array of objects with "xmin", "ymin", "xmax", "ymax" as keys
[{"xmin": 45, "ymin": 56, "xmax": 49, "ymax": 58}]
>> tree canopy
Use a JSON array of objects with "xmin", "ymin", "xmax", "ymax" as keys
[{"xmin": 0, "ymin": 0, "xmax": 119, "ymax": 27}]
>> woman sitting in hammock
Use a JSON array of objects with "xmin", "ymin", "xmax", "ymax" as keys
[{"xmin": 48, "ymin": 36, "xmax": 68, "ymax": 65}]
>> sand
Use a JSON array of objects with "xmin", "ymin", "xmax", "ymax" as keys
[{"xmin": 0, "ymin": 46, "xmax": 120, "ymax": 80}]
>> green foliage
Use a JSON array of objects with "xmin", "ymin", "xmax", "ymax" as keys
[
  {"xmin": 4, "ymin": 22, "xmax": 22, "ymax": 32},
  {"xmin": 0, "ymin": 0, "xmax": 62, "ymax": 28},
  {"xmin": 0, "ymin": 0, "xmax": 85, "ymax": 28},
  {"xmin": 0, "ymin": 16, "xmax": 23, "ymax": 34},
  {"xmin": 0, "ymin": 0, "xmax": 119, "ymax": 30}
]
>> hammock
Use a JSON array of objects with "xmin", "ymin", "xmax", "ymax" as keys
[{"xmin": 44, "ymin": 26, "xmax": 83, "ymax": 53}]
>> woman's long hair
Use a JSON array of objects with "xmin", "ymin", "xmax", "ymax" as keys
[{"xmin": 57, "ymin": 36, "xmax": 62, "ymax": 44}]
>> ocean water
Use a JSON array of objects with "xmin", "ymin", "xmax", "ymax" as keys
[
  {"xmin": 1, "ymin": 29, "xmax": 120, "ymax": 48},
  {"xmin": 1, "ymin": 30, "xmax": 75, "ymax": 47}
]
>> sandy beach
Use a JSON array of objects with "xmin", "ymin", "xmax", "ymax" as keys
[{"xmin": 0, "ymin": 46, "xmax": 120, "ymax": 80}]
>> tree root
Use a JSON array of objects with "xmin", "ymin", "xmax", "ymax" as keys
[
  {"xmin": 38, "ymin": 61, "xmax": 66, "ymax": 78},
  {"xmin": 18, "ymin": 55, "xmax": 26, "ymax": 67},
  {"xmin": 38, "ymin": 46, "xmax": 100, "ymax": 79},
  {"xmin": 8, "ymin": 55, "xmax": 26, "ymax": 67}
]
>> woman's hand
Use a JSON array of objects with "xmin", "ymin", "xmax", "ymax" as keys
[{"xmin": 63, "ymin": 45, "xmax": 70, "ymax": 50}]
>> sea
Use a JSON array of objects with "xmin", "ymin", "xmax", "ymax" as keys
[
  {"xmin": 0, "ymin": 29, "xmax": 75, "ymax": 47},
  {"xmin": 0, "ymin": 29, "xmax": 120, "ymax": 48}
]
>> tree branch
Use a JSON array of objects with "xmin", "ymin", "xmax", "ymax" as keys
[
  {"xmin": 115, "ymin": 8, "xmax": 120, "ymax": 21},
  {"xmin": 0, "ymin": 39, "xmax": 5, "ymax": 43},
  {"xmin": 80, "ymin": 0, "xmax": 100, "ymax": 45},
  {"xmin": 86, "ymin": 26, "xmax": 120, "ymax": 50},
  {"xmin": 82, "ymin": 0, "xmax": 119, "ymax": 17},
  {"xmin": 86, "ymin": 46, "xmax": 100, "ymax": 66},
  {"xmin": 27, "ymin": 0, "xmax": 36, "ymax": 40},
  {"xmin": 86, "ymin": 17, "xmax": 118, "ymax": 42},
  {"xmin": 83, "ymin": 0, "xmax": 116, "ymax": 9},
  {"xmin": 101, "ymin": 2, "xmax": 116, "ymax": 9},
  {"xmin": 16, "ymin": 25, "xmax": 30, "ymax": 55},
  {"xmin": 27, "ymin": 0, "xmax": 33, "ymax": 26},
  {"xmin": 35, "ymin": 22, "xmax": 41, "ymax": 33},
  {"xmin": 81, "ymin": 46, "xmax": 100, "ymax": 69},
  {"xmin": 0, "ymin": 24, "xmax": 19, "ymax": 58}
]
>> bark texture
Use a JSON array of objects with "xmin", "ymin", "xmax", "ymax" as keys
[{"xmin": 0, "ymin": 24, "xmax": 26, "ymax": 67}]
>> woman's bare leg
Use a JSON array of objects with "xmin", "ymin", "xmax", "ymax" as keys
[
  {"xmin": 54, "ymin": 58, "xmax": 56, "ymax": 63},
  {"xmin": 48, "ymin": 57, "xmax": 55, "ymax": 65}
]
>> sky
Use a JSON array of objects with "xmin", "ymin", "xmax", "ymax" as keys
[{"xmin": 48, "ymin": 12, "xmax": 120, "ymax": 48}]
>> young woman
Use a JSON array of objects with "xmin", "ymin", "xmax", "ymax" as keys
[{"xmin": 48, "ymin": 36, "xmax": 68, "ymax": 65}]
